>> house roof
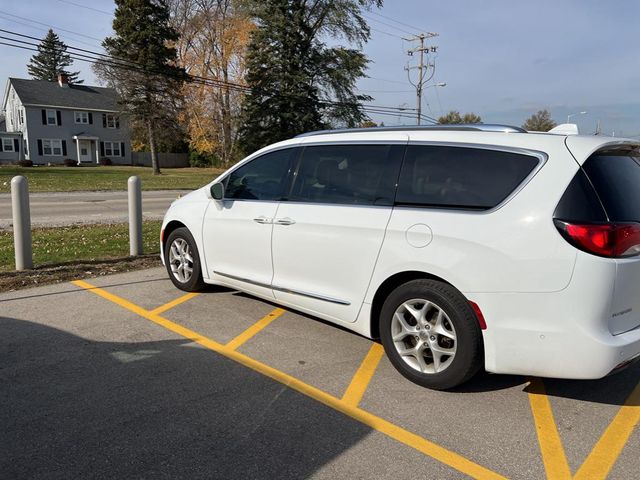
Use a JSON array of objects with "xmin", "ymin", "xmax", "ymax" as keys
[{"xmin": 7, "ymin": 78, "xmax": 119, "ymax": 111}]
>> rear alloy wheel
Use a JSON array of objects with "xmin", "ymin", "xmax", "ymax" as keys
[
  {"xmin": 380, "ymin": 279, "xmax": 482, "ymax": 390},
  {"xmin": 164, "ymin": 227, "xmax": 205, "ymax": 292},
  {"xmin": 391, "ymin": 299, "xmax": 457, "ymax": 374}
]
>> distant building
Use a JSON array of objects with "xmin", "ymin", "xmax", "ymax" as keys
[{"xmin": 1, "ymin": 75, "xmax": 130, "ymax": 165}]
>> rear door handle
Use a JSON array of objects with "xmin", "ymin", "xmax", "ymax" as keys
[
  {"xmin": 253, "ymin": 216, "xmax": 272, "ymax": 224},
  {"xmin": 274, "ymin": 217, "xmax": 296, "ymax": 226}
]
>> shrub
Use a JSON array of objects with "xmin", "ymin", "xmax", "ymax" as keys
[
  {"xmin": 99, "ymin": 157, "xmax": 112, "ymax": 166},
  {"xmin": 17, "ymin": 160, "xmax": 33, "ymax": 167},
  {"xmin": 189, "ymin": 150, "xmax": 219, "ymax": 168},
  {"xmin": 63, "ymin": 158, "xmax": 78, "ymax": 167}
]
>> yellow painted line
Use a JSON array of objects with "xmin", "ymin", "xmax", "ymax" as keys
[
  {"xmin": 574, "ymin": 380, "xmax": 640, "ymax": 480},
  {"xmin": 72, "ymin": 279, "xmax": 506, "ymax": 480},
  {"xmin": 342, "ymin": 343, "xmax": 385, "ymax": 407},
  {"xmin": 150, "ymin": 292, "xmax": 200, "ymax": 315},
  {"xmin": 527, "ymin": 378, "xmax": 572, "ymax": 480},
  {"xmin": 226, "ymin": 307, "xmax": 286, "ymax": 351}
]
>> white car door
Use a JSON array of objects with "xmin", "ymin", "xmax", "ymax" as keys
[
  {"xmin": 202, "ymin": 147, "xmax": 298, "ymax": 298},
  {"xmin": 271, "ymin": 142, "xmax": 406, "ymax": 322}
]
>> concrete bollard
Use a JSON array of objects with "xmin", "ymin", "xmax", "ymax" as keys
[
  {"xmin": 128, "ymin": 176, "xmax": 143, "ymax": 256},
  {"xmin": 11, "ymin": 176, "xmax": 33, "ymax": 270}
]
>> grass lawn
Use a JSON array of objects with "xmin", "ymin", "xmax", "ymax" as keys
[
  {"xmin": 0, "ymin": 220, "xmax": 163, "ymax": 272},
  {"xmin": 0, "ymin": 166, "xmax": 225, "ymax": 193}
]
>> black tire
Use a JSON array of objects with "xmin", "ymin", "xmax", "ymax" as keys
[
  {"xmin": 164, "ymin": 227, "xmax": 205, "ymax": 292},
  {"xmin": 379, "ymin": 279, "xmax": 483, "ymax": 390}
]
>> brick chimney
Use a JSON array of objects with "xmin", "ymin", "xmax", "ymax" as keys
[{"xmin": 58, "ymin": 73, "xmax": 69, "ymax": 87}]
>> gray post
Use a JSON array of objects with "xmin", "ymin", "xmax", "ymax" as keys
[
  {"xmin": 11, "ymin": 175, "xmax": 33, "ymax": 270},
  {"xmin": 128, "ymin": 176, "xmax": 143, "ymax": 256}
]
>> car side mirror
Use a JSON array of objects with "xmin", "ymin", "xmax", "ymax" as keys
[{"xmin": 210, "ymin": 182, "xmax": 224, "ymax": 200}]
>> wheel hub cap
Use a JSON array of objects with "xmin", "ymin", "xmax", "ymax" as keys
[
  {"xmin": 391, "ymin": 298, "xmax": 457, "ymax": 374},
  {"xmin": 168, "ymin": 238, "xmax": 194, "ymax": 283}
]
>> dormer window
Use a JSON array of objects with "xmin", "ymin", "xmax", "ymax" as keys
[{"xmin": 75, "ymin": 111, "xmax": 89, "ymax": 124}]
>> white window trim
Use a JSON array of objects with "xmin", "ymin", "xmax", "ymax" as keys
[
  {"xmin": 2, "ymin": 137, "xmax": 14, "ymax": 152},
  {"xmin": 43, "ymin": 139, "xmax": 63, "ymax": 156},
  {"xmin": 105, "ymin": 114, "xmax": 117, "ymax": 129},
  {"xmin": 46, "ymin": 109, "xmax": 57, "ymax": 126},
  {"xmin": 74, "ymin": 111, "xmax": 89, "ymax": 124},
  {"xmin": 104, "ymin": 141, "xmax": 122, "ymax": 157}
]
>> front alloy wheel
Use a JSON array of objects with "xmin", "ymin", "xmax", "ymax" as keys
[
  {"xmin": 168, "ymin": 238, "xmax": 194, "ymax": 283},
  {"xmin": 164, "ymin": 227, "xmax": 205, "ymax": 292}
]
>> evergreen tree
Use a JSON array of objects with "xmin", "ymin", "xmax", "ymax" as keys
[
  {"xmin": 27, "ymin": 29, "xmax": 82, "ymax": 83},
  {"xmin": 522, "ymin": 109, "xmax": 557, "ymax": 132},
  {"xmin": 94, "ymin": 0, "xmax": 186, "ymax": 175},
  {"xmin": 239, "ymin": 0, "xmax": 382, "ymax": 153}
]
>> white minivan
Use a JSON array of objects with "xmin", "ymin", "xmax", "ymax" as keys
[{"xmin": 160, "ymin": 125, "xmax": 640, "ymax": 389}]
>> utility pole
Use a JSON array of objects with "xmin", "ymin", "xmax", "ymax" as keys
[{"xmin": 404, "ymin": 32, "xmax": 438, "ymax": 125}]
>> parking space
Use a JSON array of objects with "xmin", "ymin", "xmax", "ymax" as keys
[{"xmin": 1, "ymin": 267, "xmax": 638, "ymax": 479}]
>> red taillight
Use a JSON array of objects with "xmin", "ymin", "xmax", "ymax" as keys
[
  {"xmin": 469, "ymin": 301, "xmax": 487, "ymax": 330},
  {"xmin": 555, "ymin": 220, "xmax": 640, "ymax": 257}
]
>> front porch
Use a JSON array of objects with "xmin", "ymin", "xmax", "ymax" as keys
[{"xmin": 72, "ymin": 135, "xmax": 100, "ymax": 165}]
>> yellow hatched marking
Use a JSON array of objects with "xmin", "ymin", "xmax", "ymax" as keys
[
  {"xmin": 150, "ymin": 292, "xmax": 200, "ymax": 315},
  {"xmin": 72, "ymin": 279, "xmax": 506, "ymax": 480},
  {"xmin": 527, "ymin": 378, "xmax": 572, "ymax": 480},
  {"xmin": 574, "ymin": 380, "xmax": 640, "ymax": 480},
  {"xmin": 226, "ymin": 308, "xmax": 286, "ymax": 351},
  {"xmin": 342, "ymin": 343, "xmax": 385, "ymax": 407}
]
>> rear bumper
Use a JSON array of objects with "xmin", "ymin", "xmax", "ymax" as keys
[
  {"xmin": 470, "ymin": 252, "xmax": 640, "ymax": 379},
  {"xmin": 480, "ymin": 315, "xmax": 640, "ymax": 379}
]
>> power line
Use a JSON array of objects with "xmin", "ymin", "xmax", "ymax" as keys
[
  {"xmin": 362, "ymin": 14, "xmax": 415, "ymax": 36},
  {"xmin": 357, "ymin": 89, "xmax": 414, "ymax": 93},
  {"xmin": 0, "ymin": 13, "xmax": 103, "ymax": 50},
  {"xmin": 0, "ymin": 10, "xmax": 103, "ymax": 43},
  {"xmin": 366, "ymin": 76, "xmax": 408, "ymax": 85},
  {"xmin": 54, "ymin": 0, "xmax": 113, "ymax": 16},
  {"xmin": 369, "ymin": 27, "xmax": 403, "ymax": 39},
  {"xmin": 0, "ymin": 30, "xmax": 429, "ymax": 122},
  {"xmin": 0, "ymin": 28, "xmax": 251, "ymax": 93},
  {"xmin": 368, "ymin": 11, "xmax": 431, "ymax": 35}
]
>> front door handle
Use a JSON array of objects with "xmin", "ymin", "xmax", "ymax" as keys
[
  {"xmin": 253, "ymin": 216, "xmax": 272, "ymax": 224},
  {"xmin": 274, "ymin": 217, "xmax": 296, "ymax": 226}
]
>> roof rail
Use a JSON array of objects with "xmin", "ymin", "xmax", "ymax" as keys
[{"xmin": 295, "ymin": 124, "xmax": 527, "ymax": 138}]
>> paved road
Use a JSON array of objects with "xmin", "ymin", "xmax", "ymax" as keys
[
  {"xmin": 0, "ymin": 190, "xmax": 192, "ymax": 228},
  {"xmin": 1, "ymin": 267, "xmax": 638, "ymax": 479}
]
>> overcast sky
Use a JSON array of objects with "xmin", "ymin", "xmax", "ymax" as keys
[{"xmin": 1, "ymin": 0, "xmax": 638, "ymax": 136}]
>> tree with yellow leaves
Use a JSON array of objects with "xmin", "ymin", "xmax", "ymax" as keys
[{"xmin": 170, "ymin": 0, "xmax": 253, "ymax": 166}]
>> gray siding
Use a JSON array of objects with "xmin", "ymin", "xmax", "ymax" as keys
[
  {"xmin": 23, "ymin": 106, "xmax": 130, "ymax": 164},
  {"xmin": 0, "ymin": 134, "xmax": 21, "ymax": 163}
]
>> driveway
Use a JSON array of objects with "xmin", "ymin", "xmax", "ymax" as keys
[{"xmin": 0, "ymin": 190, "xmax": 191, "ymax": 228}]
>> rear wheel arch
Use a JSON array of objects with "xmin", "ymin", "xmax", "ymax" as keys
[{"xmin": 369, "ymin": 271, "xmax": 464, "ymax": 340}]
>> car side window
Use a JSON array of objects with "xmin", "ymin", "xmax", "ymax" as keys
[
  {"xmin": 396, "ymin": 145, "xmax": 540, "ymax": 210},
  {"xmin": 225, "ymin": 148, "xmax": 296, "ymax": 201},
  {"xmin": 287, "ymin": 144, "xmax": 403, "ymax": 206}
]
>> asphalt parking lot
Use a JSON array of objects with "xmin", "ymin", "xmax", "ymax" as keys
[{"xmin": 1, "ymin": 267, "xmax": 638, "ymax": 479}]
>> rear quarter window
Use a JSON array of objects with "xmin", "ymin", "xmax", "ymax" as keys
[
  {"xmin": 396, "ymin": 145, "xmax": 540, "ymax": 210},
  {"xmin": 582, "ymin": 151, "xmax": 640, "ymax": 222}
]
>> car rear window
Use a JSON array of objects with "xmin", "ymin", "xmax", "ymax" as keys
[
  {"xmin": 395, "ymin": 145, "xmax": 540, "ymax": 210},
  {"xmin": 582, "ymin": 151, "xmax": 640, "ymax": 222}
]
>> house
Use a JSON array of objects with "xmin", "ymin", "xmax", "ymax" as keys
[
  {"xmin": 1, "ymin": 75, "xmax": 130, "ymax": 165},
  {"xmin": 0, "ymin": 114, "xmax": 22, "ymax": 163}
]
